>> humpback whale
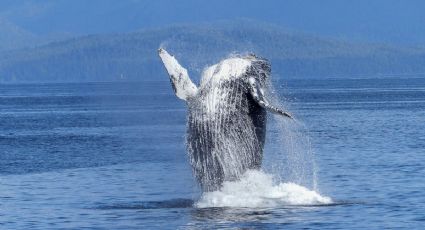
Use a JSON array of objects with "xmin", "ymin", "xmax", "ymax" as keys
[{"xmin": 158, "ymin": 48, "xmax": 292, "ymax": 191}]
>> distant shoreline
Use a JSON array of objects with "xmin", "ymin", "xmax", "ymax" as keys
[{"xmin": 2, "ymin": 76, "xmax": 425, "ymax": 86}]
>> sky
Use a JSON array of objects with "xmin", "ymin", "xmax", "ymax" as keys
[{"xmin": 0, "ymin": 0, "xmax": 425, "ymax": 45}]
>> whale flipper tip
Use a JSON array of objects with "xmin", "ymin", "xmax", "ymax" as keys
[{"xmin": 158, "ymin": 48, "xmax": 198, "ymax": 101}]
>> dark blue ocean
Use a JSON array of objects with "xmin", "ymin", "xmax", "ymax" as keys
[{"xmin": 1, "ymin": 78, "xmax": 424, "ymax": 229}]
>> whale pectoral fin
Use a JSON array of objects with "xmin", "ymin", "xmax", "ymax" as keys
[
  {"xmin": 248, "ymin": 77, "xmax": 293, "ymax": 119},
  {"xmin": 158, "ymin": 48, "xmax": 198, "ymax": 101}
]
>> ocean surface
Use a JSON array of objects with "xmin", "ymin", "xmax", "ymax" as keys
[{"xmin": 1, "ymin": 78, "xmax": 424, "ymax": 229}]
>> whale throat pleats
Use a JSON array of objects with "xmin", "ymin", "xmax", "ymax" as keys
[{"xmin": 184, "ymin": 76, "xmax": 266, "ymax": 191}]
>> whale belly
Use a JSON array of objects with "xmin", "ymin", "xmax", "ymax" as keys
[{"xmin": 187, "ymin": 80, "xmax": 266, "ymax": 191}]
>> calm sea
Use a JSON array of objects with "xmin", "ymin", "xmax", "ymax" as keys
[{"xmin": 0, "ymin": 78, "xmax": 424, "ymax": 229}]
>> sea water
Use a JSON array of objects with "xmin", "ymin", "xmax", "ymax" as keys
[{"xmin": 0, "ymin": 78, "xmax": 424, "ymax": 229}]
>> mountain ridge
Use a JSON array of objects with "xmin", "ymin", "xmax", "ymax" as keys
[{"xmin": 1, "ymin": 21, "xmax": 425, "ymax": 83}]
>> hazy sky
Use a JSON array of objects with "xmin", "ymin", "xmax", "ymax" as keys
[{"xmin": 1, "ymin": 0, "xmax": 425, "ymax": 45}]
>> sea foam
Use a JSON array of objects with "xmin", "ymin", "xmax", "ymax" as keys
[{"xmin": 196, "ymin": 170, "xmax": 332, "ymax": 208}]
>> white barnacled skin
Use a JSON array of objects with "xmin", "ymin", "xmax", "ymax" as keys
[
  {"xmin": 200, "ymin": 58, "xmax": 252, "ymax": 86},
  {"xmin": 158, "ymin": 48, "xmax": 198, "ymax": 100}
]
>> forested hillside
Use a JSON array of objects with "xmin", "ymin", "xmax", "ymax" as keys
[{"xmin": 1, "ymin": 21, "xmax": 425, "ymax": 82}]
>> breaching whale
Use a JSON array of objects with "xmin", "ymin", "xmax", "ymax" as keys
[{"xmin": 158, "ymin": 48, "xmax": 292, "ymax": 191}]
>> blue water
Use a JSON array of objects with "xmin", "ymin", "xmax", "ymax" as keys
[{"xmin": 1, "ymin": 78, "xmax": 424, "ymax": 229}]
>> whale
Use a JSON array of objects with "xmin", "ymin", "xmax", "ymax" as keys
[{"xmin": 158, "ymin": 48, "xmax": 292, "ymax": 191}]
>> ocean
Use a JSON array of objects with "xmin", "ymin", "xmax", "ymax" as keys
[{"xmin": 1, "ymin": 78, "xmax": 424, "ymax": 229}]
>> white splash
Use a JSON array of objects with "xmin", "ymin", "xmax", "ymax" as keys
[{"xmin": 196, "ymin": 170, "xmax": 332, "ymax": 208}]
